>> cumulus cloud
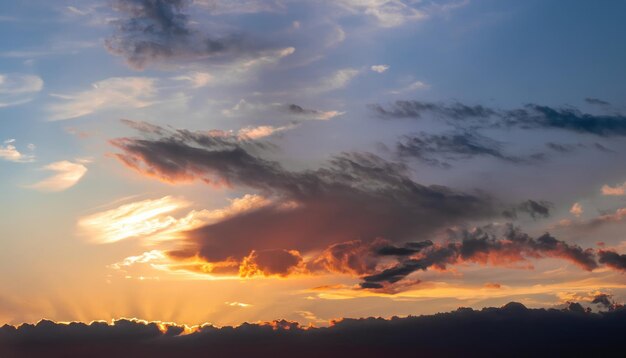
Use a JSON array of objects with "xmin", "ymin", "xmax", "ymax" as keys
[
  {"xmin": 0, "ymin": 73, "xmax": 43, "ymax": 108},
  {"xmin": 370, "ymin": 64, "xmax": 389, "ymax": 73},
  {"xmin": 27, "ymin": 160, "xmax": 88, "ymax": 192},
  {"xmin": 570, "ymin": 202, "xmax": 583, "ymax": 217},
  {"xmin": 48, "ymin": 77, "xmax": 157, "ymax": 120},
  {"xmin": 371, "ymin": 100, "xmax": 626, "ymax": 137},
  {"xmin": 105, "ymin": 0, "xmax": 288, "ymax": 70},
  {"xmin": 602, "ymin": 182, "xmax": 626, "ymax": 196},
  {"xmin": 0, "ymin": 139, "xmax": 35, "ymax": 163},
  {"xmin": 1, "ymin": 303, "xmax": 625, "ymax": 357},
  {"xmin": 598, "ymin": 250, "xmax": 626, "ymax": 272}
]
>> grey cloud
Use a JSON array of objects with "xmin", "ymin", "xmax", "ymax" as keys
[
  {"xmin": 105, "ymin": 0, "xmax": 275, "ymax": 69},
  {"xmin": 598, "ymin": 250, "xmax": 626, "ymax": 272},
  {"xmin": 2, "ymin": 303, "xmax": 626, "ymax": 357},
  {"xmin": 585, "ymin": 97, "xmax": 610, "ymax": 106},
  {"xmin": 502, "ymin": 200, "xmax": 552, "ymax": 220},
  {"xmin": 395, "ymin": 130, "xmax": 541, "ymax": 167},
  {"xmin": 372, "ymin": 100, "xmax": 626, "ymax": 137},
  {"xmin": 112, "ymin": 121, "xmax": 499, "ymax": 264},
  {"xmin": 362, "ymin": 224, "xmax": 597, "ymax": 286}
]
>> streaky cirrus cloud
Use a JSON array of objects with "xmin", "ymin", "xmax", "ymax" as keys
[
  {"xmin": 0, "ymin": 73, "xmax": 43, "ymax": 108},
  {"xmin": 78, "ymin": 194, "xmax": 272, "ymax": 244},
  {"xmin": 48, "ymin": 77, "xmax": 157, "ymax": 120},
  {"xmin": 394, "ymin": 130, "xmax": 543, "ymax": 168},
  {"xmin": 371, "ymin": 100, "xmax": 626, "ymax": 137},
  {"xmin": 1, "ymin": 303, "xmax": 625, "ymax": 357},
  {"xmin": 0, "ymin": 139, "xmax": 35, "ymax": 163},
  {"xmin": 26, "ymin": 160, "xmax": 89, "ymax": 192},
  {"xmin": 105, "ymin": 0, "xmax": 289, "ymax": 70}
]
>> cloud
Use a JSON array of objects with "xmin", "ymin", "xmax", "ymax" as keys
[
  {"xmin": 0, "ymin": 73, "xmax": 43, "ymax": 108},
  {"xmin": 502, "ymin": 200, "xmax": 552, "ymax": 220},
  {"xmin": 362, "ymin": 224, "xmax": 598, "ymax": 287},
  {"xmin": 194, "ymin": 0, "xmax": 284, "ymax": 14},
  {"xmin": 105, "ymin": 0, "xmax": 286, "ymax": 70},
  {"xmin": 171, "ymin": 71, "xmax": 212, "ymax": 88},
  {"xmin": 27, "ymin": 160, "xmax": 88, "ymax": 192},
  {"xmin": 239, "ymin": 249, "xmax": 304, "ymax": 277},
  {"xmin": 371, "ymin": 100, "xmax": 626, "ymax": 137},
  {"xmin": 395, "ymin": 130, "xmax": 541, "ymax": 167},
  {"xmin": 598, "ymin": 250, "xmax": 626, "ymax": 272},
  {"xmin": 388, "ymin": 80, "xmax": 429, "ymax": 94},
  {"xmin": 284, "ymin": 104, "xmax": 345, "ymax": 120},
  {"xmin": 78, "ymin": 194, "xmax": 271, "ymax": 244},
  {"xmin": 370, "ymin": 64, "xmax": 389, "ymax": 73},
  {"xmin": 0, "ymin": 139, "xmax": 35, "ymax": 163},
  {"xmin": 110, "ymin": 121, "xmax": 499, "ymax": 273},
  {"xmin": 1, "ymin": 303, "xmax": 626, "ymax": 357},
  {"xmin": 570, "ymin": 202, "xmax": 583, "ymax": 217},
  {"xmin": 236, "ymin": 125, "xmax": 293, "ymax": 139},
  {"xmin": 49, "ymin": 77, "xmax": 157, "ymax": 120},
  {"xmin": 602, "ymin": 182, "xmax": 626, "ymax": 196},
  {"xmin": 585, "ymin": 97, "xmax": 610, "ymax": 106},
  {"xmin": 306, "ymin": 68, "xmax": 360, "ymax": 94},
  {"xmin": 335, "ymin": 0, "xmax": 427, "ymax": 27}
]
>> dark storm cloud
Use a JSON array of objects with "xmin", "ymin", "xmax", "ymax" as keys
[
  {"xmin": 372, "ymin": 100, "xmax": 626, "ymax": 136},
  {"xmin": 105, "ymin": 0, "xmax": 274, "ymax": 69},
  {"xmin": 585, "ymin": 97, "xmax": 611, "ymax": 106},
  {"xmin": 598, "ymin": 250, "xmax": 626, "ymax": 272},
  {"xmin": 362, "ymin": 224, "xmax": 597, "ymax": 286},
  {"xmin": 112, "ymin": 121, "xmax": 499, "ymax": 265},
  {"xmin": 2, "ymin": 303, "xmax": 625, "ymax": 357},
  {"xmin": 395, "ymin": 130, "xmax": 540, "ymax": 167}
]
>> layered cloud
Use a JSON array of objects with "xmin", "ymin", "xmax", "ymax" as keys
[
  {"xmin": 1, "ymin": 303, "xmax": 625, "ymax": 357},
  {"xmin": 102, "ymin": 121, "xmax": 626, "ymax": 287}
]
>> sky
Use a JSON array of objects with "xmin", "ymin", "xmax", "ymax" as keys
[{"xmin": 1, "ymin": 0, "xmax": 626, "ymax": 330}]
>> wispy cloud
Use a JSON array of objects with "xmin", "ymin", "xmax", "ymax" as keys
[
  {"xmin": 27, "ymin": 160, "xmax": 89, "ymax": 192},
  {"xmin": 48, "ymin": 77, "xmax": 157, "ymax": 120},
  {"xmin": 0, "ymin": 73, "xmax": 43, "ymax": 108},
  {"xmin": 306, "ymin": 68, "xmax": 360, "ymax": 94},
  {"xmin": 78, "ymin": 194, "xmax": 271, "ymax": 245}
]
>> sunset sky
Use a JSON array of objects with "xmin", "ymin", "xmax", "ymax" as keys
[{"xmin": 1, "ymin": 0, "xmax": 626, "ymax": 329}]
